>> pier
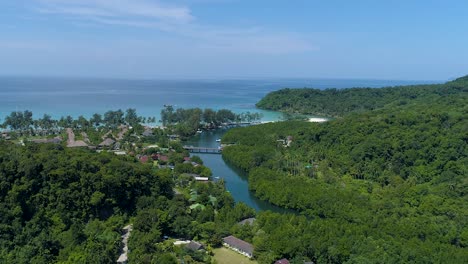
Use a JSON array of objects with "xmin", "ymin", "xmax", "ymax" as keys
[{"xmin": 183, "ymin": 146, "xmax": 222, "ymax": 154}]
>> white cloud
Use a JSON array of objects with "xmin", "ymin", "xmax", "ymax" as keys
[
  {"xmin": 32, "ymin": 0, "xmax": 316, "ymax": 54},
  {"xmin": 36, "ymin": 0, "xmax": 193, "ymax": 24}
]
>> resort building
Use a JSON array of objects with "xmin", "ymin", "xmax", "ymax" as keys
[
  {"xmin": 98, "ymin": 138, "xmax": 115, "ymax": 149},
  {"xmin": 222, "ymin": 235, "xmax": 254, "ymax": 258},
  {"xmin": 185, "ymin": 240, "xmax": 204, "ymax": 251}
]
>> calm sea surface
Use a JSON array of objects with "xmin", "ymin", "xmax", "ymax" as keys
[{"xmin": 0, "ymin": 77, "xmax": 437, "ymax": 123}]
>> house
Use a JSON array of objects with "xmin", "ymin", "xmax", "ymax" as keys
[
  {"xmin": 286, "ymin": 136, "xmax": 293, "ymax": 147},
  {"xmin": 185, "ymin": 240, "xmax": 204, "ymax": 251},
  {"xmin": 238, "ymin": 217, "xmax": 256, "ymax": 226},
  {"xmin": 160, "ymin": 155, "xmax": 169, "ymax": 162},
  {"xmin": 222, "ymin": 235, "xmax": 254, "ymax": 258},
  {"xmin": 142, "ymin": 128, "xmax": 153, "ymax": 137},
  {"xmin": 139, "ymin": 155, "xmax": 149, "ymax": 163},
  {"xmin": 188, "ymin": 174, "xmax": 209, "ymax": 181},
  {"xmin": 275, "ymin": 259, "xmax": 290, "ymax": 264},
  {"xmin": 183, "ymin": 157, "xmax": 191, "ymax": 162},
  {"xmin": 99, "ymin": 138, "xmax": 115, "ymax": 148},
  {"xmin": 195, "ymin": 177, "xmax": 209, "ymax": 181},
  {"xmin": 1, "ymin": 132, "xmax": 11, "ymax": 140},
  {"xmin": 154, "ymin": 154, "xmax": 169, "ymax": 162}
]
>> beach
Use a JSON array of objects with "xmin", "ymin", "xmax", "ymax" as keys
[{"xmin": 308, "ymin": 117, "xmax": 328, "ymax": 122}]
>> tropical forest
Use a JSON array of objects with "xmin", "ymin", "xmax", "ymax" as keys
[
  {"xmin": 0, "ymin": 76, "xmax": 466, "ymax": 263},
  {"xmin": 221, "ymin": 76, "xmax": 468, "ymax": 263}
]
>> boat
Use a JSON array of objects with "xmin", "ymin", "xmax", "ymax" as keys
[{"xmin": 216, "ymin": 139, "xmax": 221, "ymax": 142}]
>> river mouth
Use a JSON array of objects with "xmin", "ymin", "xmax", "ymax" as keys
[{"xmin": 184, "ymin": 128, "xmax": 294, "ymax": 214}]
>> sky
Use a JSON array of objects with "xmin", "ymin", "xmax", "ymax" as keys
[{"xmin": 0, "ymin": 0, "xmax": 467, "ymax": 80}]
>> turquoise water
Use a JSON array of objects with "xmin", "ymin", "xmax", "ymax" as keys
[{"xmin": 0, "ymin": 77, "xmax": 436, "ymax": 124}]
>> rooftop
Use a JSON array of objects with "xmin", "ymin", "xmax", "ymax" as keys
[
  {"xmin": 222, "ymin": 235, "xmax": 254, "ymax": 255},
  {"xmin": 186, "ymin": 240, "xmax": 204, "ymax": 251}
]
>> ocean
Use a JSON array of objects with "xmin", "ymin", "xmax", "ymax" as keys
[{"xmin": 0, "ymin": 76, "xmax": 438, "ymax": 124}]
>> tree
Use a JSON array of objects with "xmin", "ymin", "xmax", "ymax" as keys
[
  {"xmin": 104, "ymin": 110, "xmax": 124, "ymax": 128},
  {"xmin": 90, "ymin": 113, "xmax": 102, "ymax": 127},
  {"xmin": 203, "ymin": 109, "xmax": 217, "ymax": 125},
  {"xmin": 125, "ymin": 108, "xmax": 140, "ymax": 126}
]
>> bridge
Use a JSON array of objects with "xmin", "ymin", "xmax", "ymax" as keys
[{"xmin": 183, "ymin": 146, "xmax": 222, "ymax": 154}]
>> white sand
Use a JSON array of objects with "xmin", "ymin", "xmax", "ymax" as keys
[{"xmin": 308, "ymin": 117, "xmax": 328, "ymax": 123}]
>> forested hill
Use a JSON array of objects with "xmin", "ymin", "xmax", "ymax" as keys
[
  {"xmin": 0, "ymin": 141, "xmax": 255, "ymax": 263},
  {"xmin": 221, "ymin": 80, "xmax": 468, "ymax": 262},
  {"xmin": 256, "ymin": 75, "xmax": 468, "ymax": 117}
]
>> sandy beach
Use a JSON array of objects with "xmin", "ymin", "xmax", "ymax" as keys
[{"xmin": 308, "ymin": 117, "xmax": 328, "ymax": 123}]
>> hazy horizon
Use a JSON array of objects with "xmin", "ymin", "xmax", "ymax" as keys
[{"xmin": 0, "ymin": 74, "xmax": 449, "ymax": 83}]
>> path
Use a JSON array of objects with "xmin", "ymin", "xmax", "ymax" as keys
[
  {"xmin": 81, "ymin": 132, "xmax": 91, "ymax": 144},
  {"xmin": 117, "ymin": 126, "xmax": 128, "ymax": 140},
  {"xmin": 117, "ymin": 224, "xmax": 133, "ymax": 264},
  {"xmin": 66, "ymin": 128, "xmax": 88, "ymax": 147}
]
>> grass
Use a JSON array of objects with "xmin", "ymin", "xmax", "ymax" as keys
[{"xmin": 212, "ymin": 248, "xmax": 257, "ymax": 264}]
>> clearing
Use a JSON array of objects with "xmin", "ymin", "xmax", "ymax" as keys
[{"xmin": 212, "ymin": 248, "xmax": 258, "ymax": 264}]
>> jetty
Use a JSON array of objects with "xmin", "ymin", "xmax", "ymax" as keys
[{"xmin": 183, "ymin": 146, "xmax": 222, "ymax": 154}]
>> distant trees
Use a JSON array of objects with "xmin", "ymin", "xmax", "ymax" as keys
[
  {"xmin": 90, "ymin": 113, "xmax": 102, "ymax": 127},
  {"xmin": 103, "ymin": 109, "xmax": 124, "ymax": 128},
  {"xmin": 160, "ymin": 106, "xmax": 263, "ymax": 137},
  {"xmin": 124, "ymin": 108, "xmax": 141, "ymax": 126},
  {"xmin": 3, "ymin": 110, "xmax": 33, "ymax": 133},
  {"xmin": 1, "ymin": 108, "xmax": 158, "ymax": 135},
  {"xmin": 256, "ymin": 76, "xmax": 468, "ymax": 117}
]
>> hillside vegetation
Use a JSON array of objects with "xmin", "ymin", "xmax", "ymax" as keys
[
  {"xmin": 256, "ymin": 76, "xmax": 468, "ymax": 117},
  {"xmin": 0, "ymin": 141, "xmax": 256, "ymax": 263},
  {"xmin": 222, "ymin": 76, "xmax": 468, "ymax": 263}
]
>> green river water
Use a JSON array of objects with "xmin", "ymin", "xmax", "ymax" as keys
[{"xmin": 184, "ymin": 127, "xmax": 293, "ymax": 213}]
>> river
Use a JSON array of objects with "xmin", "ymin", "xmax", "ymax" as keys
[{"xmin": 184, "ymin": 127, "xmax": 293, "ymax": 213}]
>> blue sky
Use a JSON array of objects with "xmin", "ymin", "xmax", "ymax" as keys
[{"xmin": 1, "ymin": 0, "xmax": 467, "ymax": 80}]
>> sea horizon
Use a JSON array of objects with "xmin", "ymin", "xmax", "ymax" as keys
[{"xmin": 0, "ymin": 76, "xmax": 441, "ymax": 124}]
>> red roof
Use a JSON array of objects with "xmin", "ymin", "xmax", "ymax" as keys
[
  {"xmin": 275, "ymin": 259, "xmax": 290, "ymax": 264},
  {"xmin": 139, "ymin": 156, "xmax": 149, "ymax": 163},
  {"xmin": 153, "ymin": 154, "xmax": 169, "ymax": 161},
  {"xmin": 183, "ymin": 157, "xmax": 191, "ymax": 161}
]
